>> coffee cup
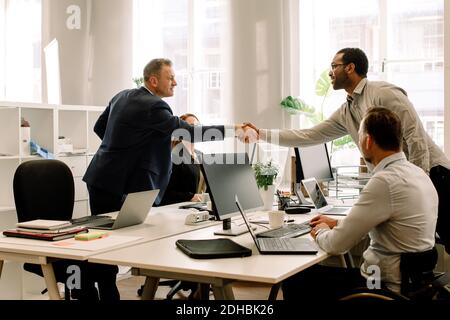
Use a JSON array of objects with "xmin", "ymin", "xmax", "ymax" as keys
[{"xmin": 268, "ymin": 210, "xmax": 286, "ymax": 229}]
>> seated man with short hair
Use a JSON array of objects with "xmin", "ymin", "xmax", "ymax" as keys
[{"xmin": 282, "ymin": 107, "xmax": 438, "ymax": 300}]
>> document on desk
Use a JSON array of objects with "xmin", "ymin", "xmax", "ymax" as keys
[{"xmin": 0, "ymin": 235, "xmax": 142, "ymax": 251}]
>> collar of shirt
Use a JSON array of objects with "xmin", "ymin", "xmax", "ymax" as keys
[
  {"xmin": 352, "ymin": 78, "xmax": 368, "ymax": 97},
  {"xmin": 142, "ymin": 85, "xmax": 154, "ymax": 96},
  {"xmin": 372, "ymin": 152, "xmax": 407, "ymax": 174}
]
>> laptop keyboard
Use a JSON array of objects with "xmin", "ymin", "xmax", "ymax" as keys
[
  {"xmin": 71, "ymin": 215, "xmax": 112, "ymax": 226},
  {"xmin": 92, "ymin": 222, "xmax": 115, "ymax": 228},
  {"xmin": 256, "ymin": 221, "xmax": 312, "ymax": 239},
  {"xmin": 258, "ymin": 238, "xmax": 296, "ymax": 251},
  {"xmin": 325, "ymin": 207, "xmax": 348, "ymax": 214}
]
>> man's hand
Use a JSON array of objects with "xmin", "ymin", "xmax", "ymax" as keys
[
  {"xmin": 190, "ymin": 194, "xmax": 203, "ymax": 202},
  {"xmin": 243, "ymin": 122, "xmax": 260, "ymax": 135},
  {"xmin": 235, "ymin": 124, "xmax": 259, "ymax": 143},
  {"xmin": 310, "ymin": 215, "xmax": 338, "ymax": 229},
  {"xmin": 311, "ymin": 222, "xmax": 329, "ymax": 240}
]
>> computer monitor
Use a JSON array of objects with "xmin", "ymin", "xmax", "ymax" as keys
[
  {"xmin": 201, "ymin": 153, "xmax": 264, "ymax": 236},
  {"xmin": 294, "ymin": 144, "xmax": 334, "ymax": 205}
]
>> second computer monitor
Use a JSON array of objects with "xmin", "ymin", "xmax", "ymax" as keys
[
  {"xmin": 294, "ymin": 144, "xmax": 334, "ymax": 183},
  {"xmin": 201, "ymin": 153, "xmax": 264, "ymax": 236}
]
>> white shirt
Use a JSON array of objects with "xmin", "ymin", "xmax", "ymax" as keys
[
  {"xmin": 315, "ymin": 152, "xmax": 438, "ymax": 292},
  {"xmin": 260, "ymin": 78, "xmax": 450, "ymax": 173}
]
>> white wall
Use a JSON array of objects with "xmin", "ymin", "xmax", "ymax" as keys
[
  {"xmin": 42, "ymin": 0, "xmax": 133, "ymax": 106},
  {"xmin": 87, "ymin": 0, "xmax": 133, "ymax": 106},
  {"xmin": 229, "ymin": 0, "xmax": 284, "ymax": 129},
  {"xmin": 42, "ymin": 0, "xmax": 89, "ymax": 105}
]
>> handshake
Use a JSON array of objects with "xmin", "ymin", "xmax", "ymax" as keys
[{"xmin": 235, "ymin": 123, "xmax": 260, "ymax": 144}]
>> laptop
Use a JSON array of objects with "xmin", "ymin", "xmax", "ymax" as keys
[
  {"xmin": 301, "ymin": 178, "xmax": 349, "ymax": 215},
  {"xmin": 235, "ymin": 195, "xmax": 318, "ymax": 254},
  {"xmin": 83, "ymin": 189, "xmax": 159, "ymax": 230}
]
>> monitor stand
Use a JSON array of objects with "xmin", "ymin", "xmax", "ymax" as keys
[
  {"xmin": 214, "ymin": 218, "xmax": 255, "ymax": 236},
  {"xmin": 293, "ymin": 183, "xmax": 314, "ymax": 207}
]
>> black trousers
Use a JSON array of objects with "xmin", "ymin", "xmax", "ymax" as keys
[
  {"xmin": 282, "ymin": 265, "xmax": 367, "ymax": 301},
  {"xmin": 87, "ymin": 185, "xmax": 125, "ymax": 215},
  {"xmin": 28, "ymin": 260, "xmax": 119, "ymax": 300},
  {"xmin": 430, "ymin": 165, "xmax": 450, "ymax": 254}
]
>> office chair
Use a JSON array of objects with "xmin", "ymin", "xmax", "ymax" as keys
[
  {"xmin": 137, "ymin": 280, "xmax": 207, "ymax": 300},
  {"xmin": 13, "ymin": 160, "xmax": 100, "ymax": 300},
  {"xmin": 340, "ymin": 246, "xmax": 450, "ymax": 301}
]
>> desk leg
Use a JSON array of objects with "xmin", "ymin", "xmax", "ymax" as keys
[
  {"xmin": 41, "ymin": 263, "xmax": 61, "ymax": 300},
  {"xmin": 0, "ymin": 260, "xmax": 3, "ymax": 279},
  {"xmin": 212, "ymin": 282, "xmax": 234, "ymax": 300},
  {"xmin": 195, "ymin": 283, "xmax": 211, "ymax": 300},
  {"xmin": 268, "ymin": 283, "xmax": 281, "ymax": 300},
  {"xmin": 141, "ymin": 276, "xmax": 160, "ymax": 300}
]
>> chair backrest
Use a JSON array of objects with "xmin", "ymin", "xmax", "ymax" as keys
[
  {"xmin": 400, "ymin": 246, "xmax": 438, "ymax": 298},
  {"xmin": 13, "ymin": 160, "xmax": 75, "ymax": 222}
]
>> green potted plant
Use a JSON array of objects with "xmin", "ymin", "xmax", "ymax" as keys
[
  {"xmin": 133, "ymin": 77, "xmax": 144, "ymax": 88},
  {"xmin": 253, "ymin": 161, "xmax": 279, "ymax": 210}
]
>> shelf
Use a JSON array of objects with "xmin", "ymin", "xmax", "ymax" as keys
[
  {"xmin": 0, "ymin": 101, "xmax": 56, "ymax": 110},
  {"xmin": 0, "ymin": 102, "xmax": 106, "ymax": 218},
  {"xmin": 20, "ymin": 155, "xmax": 41, "ymax": 160},
  {"xmin": 0, "ymin": 206, "xmax": 15, "ymax": 213},
  {"xmin": 57, "ymin": 149, "xmax": 88, "ymax": 157},
  {"xmin": 0, "ymin": 156, "xmax": 20, "ymax": 160}
]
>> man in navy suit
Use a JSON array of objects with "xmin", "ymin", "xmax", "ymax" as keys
[{"xmin": 83, "ymin": 59, "xmax": 230, "ymax": 215}]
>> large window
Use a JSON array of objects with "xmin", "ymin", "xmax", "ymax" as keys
[
  {"xmin": 0, "ymin": 0, "xmax": 42, "ymax": 102},
  {"xmin": 133, "ymin": 0, "xmax": 230, "ymax": 123},
  {"xmin": 299, "ymin": 0, "xmax": 444, "ymax": 165}
]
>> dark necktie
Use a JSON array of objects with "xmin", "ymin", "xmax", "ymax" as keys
[{"xmin": 346, "ymin": 95, "xmax": 360, "ymax": 132}]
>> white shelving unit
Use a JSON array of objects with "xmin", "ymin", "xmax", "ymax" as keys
[
  {"xmin": 0, "ymin": 101, "xmax": 105, "ymax": 299},
  {"xmin": 0, "ymin": 101, "xmax": 105, "ymax": 219}
]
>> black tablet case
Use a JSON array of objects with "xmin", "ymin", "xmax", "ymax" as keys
[{"xmin": 176, "ymin": 238, "xmax": 252, "ymax": 259}]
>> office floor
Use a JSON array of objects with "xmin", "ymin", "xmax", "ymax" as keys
[{"xmin": 116, "ymin": 275, "xmax": 283, "ymax": 300}]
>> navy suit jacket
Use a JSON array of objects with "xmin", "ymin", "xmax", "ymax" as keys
[{"xmin": 83, "ymin": 87, "xmax": 225, "ymax": 204}]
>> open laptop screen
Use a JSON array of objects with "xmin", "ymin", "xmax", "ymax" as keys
[{"xmin": 301, "ymin": 178, "xmax": 328, "ymax": 209}]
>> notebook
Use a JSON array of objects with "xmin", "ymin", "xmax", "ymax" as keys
[
  {"xmin": 235, "ymin": 195, "xmax": 318, "ymax": 255},
  {"xmin": 3, "ymin": 227, "xmax": 88, "ymax": 241},
  {"xmin": 301, "ymin": 178, "xmax": 350, "ymax": 216},
  {"xmin": 16, "ymin": 219, "xmax": 72, "ymax": 230},
  {"xmin": 84, "ymin": 189, "xmax": 159, "ymax": 230}
]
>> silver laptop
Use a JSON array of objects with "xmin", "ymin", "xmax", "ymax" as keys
[
  {"xmin": 235, "ymin": 195, "xmax": 318, "ymax": 255},
  {"xmin": 301, "ymin": 178, "xmax": 349, "ymax": 215},
  {"xmin": 86, "ymin": 190, "xmax": 159, "ymax": 230}
]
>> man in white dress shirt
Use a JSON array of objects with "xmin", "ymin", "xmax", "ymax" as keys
[
  {"xmin": 242, "ymin": 48, "xmax": 450, "ymax": 253},
  {"xmin": 281, "ymin": 107, "xmax": 438, "ymax": 300}
]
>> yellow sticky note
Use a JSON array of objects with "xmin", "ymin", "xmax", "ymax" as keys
[{"xmin": 75, "ymin": 231, "xmax": 108, "ymax": 241}]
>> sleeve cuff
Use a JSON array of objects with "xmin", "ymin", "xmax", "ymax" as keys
[{"xmin": 224, "ymin": 125, "xmax": 235, "ymax": 139}]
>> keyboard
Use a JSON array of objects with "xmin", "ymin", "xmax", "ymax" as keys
[
  {"xmin": 256, "ymin": 221, "xmax": 312, "ymax": 238},
  {"xmin": 70, "ymin": 215, "xmax": 112, "ymax": 226},
  {"xmin": 258, "ymin": 238, "xmax": 297, "ymax": 250}
]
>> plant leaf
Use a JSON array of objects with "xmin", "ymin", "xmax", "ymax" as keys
[{"xmin": 315, "ymin": 70, "xmax": 332, "ymax": 97}]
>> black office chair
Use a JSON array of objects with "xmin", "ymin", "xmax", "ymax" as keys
[
  {"xmin": 340, "ymin": 246, "xmax": 450, "ymax": 301},
  {"xmin": 137, "ymin": 280, "xmax": 206, "ymax": 300},
  {"xmin": 13, "ymin": 159, "xmax": 118, "ymax": 300}
]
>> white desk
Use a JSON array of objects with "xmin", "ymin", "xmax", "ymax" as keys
[
  {"xmin": 0, "ymin": 204, "xmax": 219, "ymax": 300},
  {"xmin": 89, "ymin": 214, "xmax": 330, "ymax": 300}
]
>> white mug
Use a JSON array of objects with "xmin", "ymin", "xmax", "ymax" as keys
[{"xmin": 268, "ymin": 211, "xmax": 286, "ymax": 229}]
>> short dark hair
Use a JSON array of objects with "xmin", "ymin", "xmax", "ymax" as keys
[
  {"xmin": 337, "ymin": 48, "xmax": 369, "ymax": 78},
  {"xmin": 361, "ymin": 107, "xmax": 402, "ymax": 151},
  {"xmin": 143, "ymin": 58, "xmax": 172, "ymax": 81}
]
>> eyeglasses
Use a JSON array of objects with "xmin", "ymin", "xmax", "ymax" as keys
[{"xmin": 330, "ymin": 63, "xmax": 347, "ymax": 71}]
